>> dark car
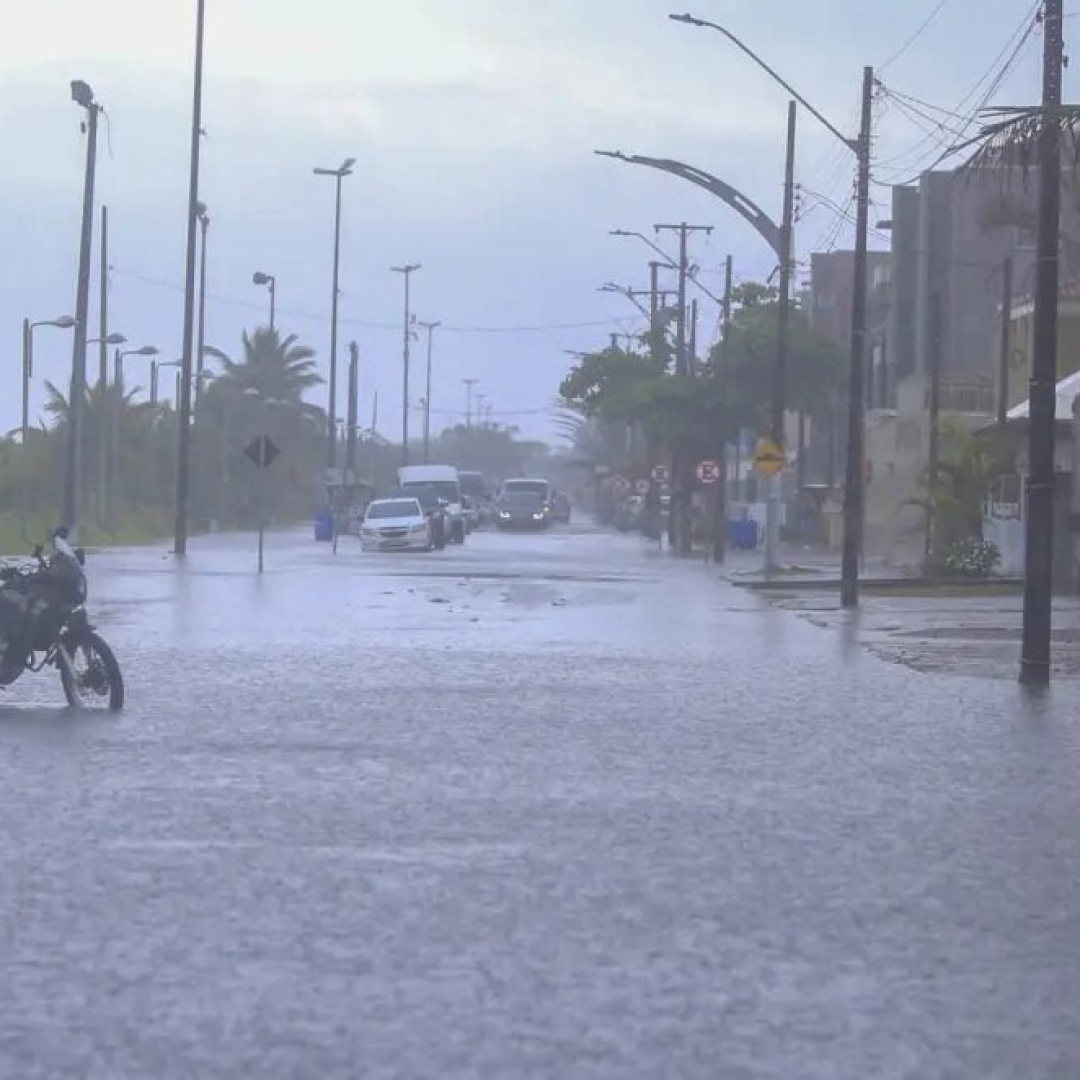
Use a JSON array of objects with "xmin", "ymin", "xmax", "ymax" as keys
[
  {"xmin": 494, "ymin": 492, "xmax": 550, "ymax": 531},
  {"xmin": 388, "ymin": 487, "xmax": 447, "ymax": 549},
  {"xmin": 552, "ymin": 492, "xmax": 572, "ymax": 524}
]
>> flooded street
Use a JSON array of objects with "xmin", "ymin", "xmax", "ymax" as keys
[{"xmin": 2, "ymin": 525, "xmax": 1079, "ymax": 1077}]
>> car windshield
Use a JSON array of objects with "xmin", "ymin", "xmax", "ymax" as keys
[
  {"xmin": 504, "ymin": 481, "xmax": 548, "ymax": 498},
  {"xmin": 501, "ymin": 493, "xmax": 543, "ymax": 508},
  {"xmin": 403, "ymin": 480, "xmax": 459, "ymax": 501},
  {"xmin": 367, "ymin": 499, "xmax": 421, "ymax": 520}
]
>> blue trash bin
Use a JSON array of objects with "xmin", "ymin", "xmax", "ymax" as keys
[{"xmin": 314, "ymin": 508, "xmax": 334, "ymax": 542}]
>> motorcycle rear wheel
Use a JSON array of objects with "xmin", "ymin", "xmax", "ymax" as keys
[{"xmin": 61, "ymin": 631, "xmax": 124, "ymax": 712}]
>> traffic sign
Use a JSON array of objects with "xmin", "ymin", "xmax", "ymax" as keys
[
  {"xmin": 651, "ymin": 465, "xmax": 669, "ymax": 482},
  {"xmin": 753, "ymin": 438, "xmax": 784, "ymax": 478},
  {"xmin": 696, "ymin": 459, "xmax": 720, "ymax": 484},
  {"xmin": 244, "ymin": 435, "xmax": 280, "ymax": 469},
  {"xmin": 635, "ymin": 479, "xmax": 650, "ymax": 494}
]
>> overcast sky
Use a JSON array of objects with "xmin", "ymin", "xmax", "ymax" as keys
[{"xmin": 0, "ymin": 0, "xmax": 1061, "ymax": 443}]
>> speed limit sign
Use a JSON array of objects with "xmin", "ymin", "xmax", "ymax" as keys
[{"xmin": 696, "ymin": 459, "xmax": 720, "ymax": 484}]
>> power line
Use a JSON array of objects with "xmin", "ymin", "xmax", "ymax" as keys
[
  {"xmin": 109, "ymin": 265, "xmax": 637, "ymax": 336},
  {"xmin": 879, "ymin": 0, "xmax": 952, "ymax": 72}
]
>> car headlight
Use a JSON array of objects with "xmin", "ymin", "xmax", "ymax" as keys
[
  {"xmin": 533, "ymin": 512, "xmax": 544, "ymax": 520},
  {"xmin": 409, "ymin": 523, "xmax": 427, "ymax": 533},
  {"xmin": 499, "ymin": 511, "xmax": 510, "ymax": 518}
]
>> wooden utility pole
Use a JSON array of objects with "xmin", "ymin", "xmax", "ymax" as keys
[
  {"xmin": 97, "ymin": 204, "xmax": 109, "ymax": 527},
  {"xmin": 1020, "ymin": 0, "xmax": 1064, "ymax": 686},
  {"xmin": 840, "ymin": 66, "xmax": 875, "ymax": 608},
  {"xmin": 712, "ymin": 254, "xmax": 734, "ymax": 564},
  {"xmin": 656, "ymin": 221, "xmax": 712, "ymax": 555},
  {"xmin": 924, "ymin": 292, "xmax": 943, "ymax": 574}
]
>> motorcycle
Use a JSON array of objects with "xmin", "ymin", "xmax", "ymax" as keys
[{"xmin": 0, "ymin": 527, "xmax": 125, "ymax": 710}]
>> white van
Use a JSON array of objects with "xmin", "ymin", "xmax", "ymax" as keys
[{"xmin": 397, "ymin": 465, "xmax": 466, "ymax": 544}]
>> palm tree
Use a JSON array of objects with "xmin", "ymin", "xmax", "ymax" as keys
[{"xmin": 204, "ymin": 327, "xmax": 322, "ymax": 405}]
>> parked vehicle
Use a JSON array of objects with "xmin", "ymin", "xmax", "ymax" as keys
[
  {"xmin": 398, "ymin": 465, "xmax": 466, "ymax": 544},
  {"xmin": 552, "ymin": 492, "xmax": 572, "ymax": 524},
  {"xmin": 461, "ymin": 494, "xmax": 479, "ymax": 534},
  {"xmin": 495, "ymin": 491, "xmax": 551, "ymax": 531},
  {"xmin": 0, "ymin": 528, "xmax": 124, "ymax": 710},
  {"xmin": 360, "ymin": 497, "xmax": 435, "ymax": 552}
]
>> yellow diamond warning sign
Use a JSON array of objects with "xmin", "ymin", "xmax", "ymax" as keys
[{"xmin": 754, "ymin": 438, "xmax": 784, "ymax": 478}]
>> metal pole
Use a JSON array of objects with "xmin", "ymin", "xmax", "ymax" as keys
[
  {"xmin": 328, "ymin": 175, "xmax": 343, "ymax": 468},
  {"xmin": 110, "ymin": 346, "xmax": 121, "ymax": 526},
  {"xmin": 1020, "ymin": 0, "xmax": 1064, "ymax": 686},
  {"xmin": 464, "ymin": 378, "xmax": 477, "ymax": 428},
  {"xmin": 346, "ymin": 341, "xmax": 358, "ymax": 478},
  {"xmin": 98, "ymin": 203, "xmax": 108, "ymax": 526},
  {"xmin": 269, "ymin": 277, "xmax": 276, "ymax": 332},
  {"xmin": 420, "ymin": 321, "xmax": 439, "ymax": 462},
  {"xmin": 840, "ymin": 66, "xmax": 874, "ymax": 608},
  {"xmin": 173, "ymin": 0, "xmax": 206, "ymax": 556},
  {"xmin": 151, "ymin": 360, "xmax": 159, "ymax": 407},
  {"xmin": 398, "ymin": 267, "xmax": 419, "ymax": 465},
  {"xmin": 195, "ymin": 210, "xmax": 208, "ymax": 417},
  {"xmin": 924, "ymin": 291, "xmax": 943, "ymax": 575},
  {"xmin": 21, "ymin": 318, "xmax": 31, "ymax": 541},
  {"xmin": 63, "ymin": 99, "xmax": 99, "ymax": 537},
  {"xmin": 997, "ymin": 256, "xmax": 1014, "ymax": 426},
  {"xmin": 713, "ymin": 254, "xmax": 734, "ymax": 564}
]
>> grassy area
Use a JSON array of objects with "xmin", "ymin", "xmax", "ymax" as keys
[{"xmin": 0, "ymin": 507, "xmax": 173, "ymax": 556}]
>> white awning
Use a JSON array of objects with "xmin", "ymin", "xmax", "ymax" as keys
[{"xmin": 1006, "ymin": 368, "xmax": 1080, "ymax": 421}]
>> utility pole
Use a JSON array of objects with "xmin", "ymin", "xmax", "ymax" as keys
[
  {"xmin": 997, "ymin": 256, "xmax": 1014, "ymax": 425},
  {"xmin": 195, "ymin": 203, "xmax": 209, "ymax": 418},
  {"xmin": 924, "ymin": 292, "xmax": 943, "ymax": 575},
  {"xmin": 1021, "ymin": 0, "xmax": 1064, "ymax": 686},
  {"xmin": 97, "ymin": 204, "xmax": 109, "ymax": 527},
  {"xmin": 64, "ymin": 81, "xmax": 101, "ymax": 539},
  {"xmin": 464, "ymin": 378, "xmax": 478, "ymax": 428},
  {"xmin": 656, "ymin": 221, "xmax": 713, "ymax": 555},
  {"xmin": 391, "ymin": 263, "xmax": 421, "ymax": 466},
  {"xmin": 840, "ymin": 66, "xmax": 874, "ymax": 608},
  {"xmin": 419, "ymin": 320, "xmax": 440, "ymax": 462},
  {"xmin": 763, "ymin": 101, "xmax": 798, "ymax": 573},
  {"xmin": 713, "ymin": 254, "xmax": 734, "ymax": 564},
  {"xmin": 173, "ymin": 0, "xmax": 206, "ymax": 556},
  {"xmin": 346, "ymin": 341, "xmax": 359, "ymax": 479}
]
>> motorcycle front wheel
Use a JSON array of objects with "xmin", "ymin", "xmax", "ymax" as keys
[{"xmin": 60, "ymin": 631, "xmax": 125, "ymax": 711}]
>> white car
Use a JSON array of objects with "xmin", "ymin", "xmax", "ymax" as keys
[{"xmin": 360, "ymin": 497, "xmax": 433, "ymax": 552}]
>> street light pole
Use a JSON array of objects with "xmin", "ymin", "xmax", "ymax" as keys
[
  {"xmin": 346, "ymin": 342, "xmax": 359, "ymax": 479},
  {"xmin": 314, "ymin": 158, "xmax": 355, "ymax": 469},
  {"xmin": 669, "ymin": 13, "xmax": 873, "ymax": 606},
  {"xmin": 22, "ymin": 316, "xmax": 77, "ymax": 539},
  {"xmin": 173, "ymin": 0, "xmax": 207, "ymax": 557},
  {"xmin": 391, "ymin": 263, "xmax": 421, "ymax": 465},
  {"xmin": 64, "ymin": 80, "xmax": 101, "ymax": 539},
  {"xmin": 111, "ymin": 344, "xmax": 158, "ymax": 526},
  {"xmin": 253, "ymin": 271, "xmax": 276, "ymax": 331},
  {"xmin": 195, "ymin": 202, "xmax": 210, "ymax": 419},
  {"xmin": 419, "ymin": 320, "xmax": 440, "ymax": 462}
]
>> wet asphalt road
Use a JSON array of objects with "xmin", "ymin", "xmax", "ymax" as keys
[{"xmin": 1, "ymin": 523, "xmax": 1079, "ymax": 1078}]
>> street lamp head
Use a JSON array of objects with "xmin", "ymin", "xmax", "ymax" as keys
[
  {"xmin": 133, "ymin": 345, "xmax": 159, "ymax": 356},
  {"xmin": 70, "ymin": 80, "xmax": 95, "ymax": 108},
  {"xmin": 253, "ymin": 271, "xmax": 272, "ymax": 286},
  {"xmin": 669, "ymin": 13, "xmax": 709, "ymax": 28},
  {"xmin": 391, "ymin": 263, "xmax": 422, "ymax": 274},
  {"xmin": 341, "ymin": 157, "xmax": 356, "ymax": 174},
  {"xmin": 105, "ymin": 333, "xmax": 126, "ymax": 346},
  {"xmin": 195, "ymin": 201, "xmax": 209, "ymax": 224},
  {"xmin": 52, "ymin": 316, "xmax": 78, "ymax": 329}
]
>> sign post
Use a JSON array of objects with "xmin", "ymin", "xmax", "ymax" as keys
[
  {"xmin": 754, "ymin": 439, "xmax": 785, "ymax": 572},
  {"xmin": 244, "ymin": 434, "xmax": 281, "ymax": 573}
]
